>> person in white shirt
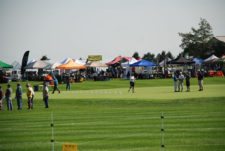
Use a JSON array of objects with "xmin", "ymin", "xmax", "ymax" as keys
[
  {"xmin": 178, "ymin": 72, "xmax": 185, "ymax": 92},
  {"xmin": 128, "ymin": 75, "xmax": 135, "ymax": 93},
  {"xmin": 43, "ymin": 82, "xmax": 49, "ymax": 108}
]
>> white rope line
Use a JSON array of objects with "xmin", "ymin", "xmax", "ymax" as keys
[
  {"xmin": 166, "ymin": 143, "xmax": 225, "ymax": 147},
  {"xmin": 74, "ymin": 90, "xmax": 123, "ymax": 95}
]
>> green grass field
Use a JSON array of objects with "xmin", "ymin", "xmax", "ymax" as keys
[{"xmin": 0, "ymin": 77, "xmax": 225, "ymax": 151}]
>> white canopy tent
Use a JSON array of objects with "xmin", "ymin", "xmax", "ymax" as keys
[
  {"xmin": 121, "ymin": 58, "xmax": 138, "ymax": 78},
  {"xmin": 204, "ymin": 54, "xmax": 219, "ymax": 63},
  {"xmin": 159, "ymin": 58, "xmax": 172, "ymax": 67}
]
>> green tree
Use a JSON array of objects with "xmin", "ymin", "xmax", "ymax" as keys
[
  {"xmin": 166, "ymin": 51, "xmax": 174, "ymax": 60},
  {"xmin": 179, "ymin": 18, "xmax": 214, "ymax": 58},
  {"xmin": 208, "ymin": 37, "xmax": 225, "ymax": 57},
  {"xmin": 142, "ymin": 52, "xmax": 156, "ymax": 62},
  {"xmin": 132, "ymin": 52, "xmax": 140, "ymax": 60},
  {"xmin": 40, "ymin": 55, "xmax": 50, "ymax": 61},
  {"xmin": 156, "ymin": 51, "xmax": 167, "ymax": 62}
]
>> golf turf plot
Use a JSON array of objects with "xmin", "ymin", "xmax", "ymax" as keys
[{"xmin": 0, "ymin": 78, "xmax": 225, "ymax": 151}]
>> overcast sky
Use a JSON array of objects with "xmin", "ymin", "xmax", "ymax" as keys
[{"xmin": 1, "ymin": 0, "xmax": 225, "ymax": 64}]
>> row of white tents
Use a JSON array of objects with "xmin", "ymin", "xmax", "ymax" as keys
[{"xmin": 10, "ymin": 54, "xmax": 225, "ymax": 71}]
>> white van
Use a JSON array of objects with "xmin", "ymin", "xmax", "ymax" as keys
[{"xmin": 11, "ymin": 70, "xmax": 21, "ymax": 81}]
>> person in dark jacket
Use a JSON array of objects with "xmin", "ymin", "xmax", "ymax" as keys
[
  {"xmin": 197, "ymin": 70, "xmax": 204, "ymax": 91},
  {"xmin": 15, "ymin": 83, "xmax": 23, "ymax": 110},
  {"xmin": 173, "ymin": 72, "xmax": 178, "ymax": 92},
  {"xmin": 65, "ymin": 76, "xmax": 71, "ymax": 91},
  {"xmin": 0, "ymin": 85, "xmax": 4, "ymax": 110},
  {"xmin": 185, "ymin": 72, "xmax": 191, "ymax": 92},
  {"xmin": 5, "ymin": 84, "xmax": 13, "ymax": 111},
  {"xmin": 52, "ymin": 75, "xmax": 60, "ymax": 94}
]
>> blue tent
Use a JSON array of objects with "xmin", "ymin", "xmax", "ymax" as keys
[
  {"xmin": 130, "ymin": 59, "xmax": 156, "ymax": 67},
  {"xmin": 193, "ymin": 58, "xmax": 203, "ymax": 65}
]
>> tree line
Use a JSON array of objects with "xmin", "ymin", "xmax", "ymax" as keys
[{"xmin": 132, "ymin": 18, "xmax": 225, "ymax": 63}]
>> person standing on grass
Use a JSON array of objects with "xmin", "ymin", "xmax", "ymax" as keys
[
  {"xmin": 173, "ymin": 72, "xmax": 178, "ymax": 92},
  {"xmin": 52, "ymin": 75, "xmax": 60, "ymax": 94},
  {"xmin": 15, "ymin": 83, "xmax": 23, "ymax": 110},
  {"xmin": 30, "ymin": 85, "xmax": 35, "ymax": 109},
  {"xmin": 0, "ymin": 86, "xmax": 4, "ymax": 110},
  {"xmin": 65, "ymin": 75, "xmax": 71, "ymax": 91},
  {"xmin": 178, "ymin": 72, "xmax": 184, "ymax": 92},
  {"xmin": 185, "ymin": 72, "xmax": 191, "ymax": 92},
  {"xmin": 128, "ymin": 74, "xmax": 135, "ymax": 93},
  {"xmin": 43, "ymin": 82, "xmax": 49, "ymax": 108},
  {"xmin": 5, "ymin": 84, "xmax": 13, "ymax": 111},
  {"xmin": 26, "ymin": 83, "xmax": 33, "ymax": 109},
  {"xmin": 197, "ymin": 70, "xmax": 204, "ymax": 91}
]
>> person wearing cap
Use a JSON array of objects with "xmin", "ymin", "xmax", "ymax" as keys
[
  {"xmin": 15, "ymin": 83, "xmax": 23, "ymax": 110},
  {"xmin": 0, "ymin": 85, "xmax": 4, "ymax": 110},
  {"xmin": 26, "ymin": 83, "xmax": 33, "ymax": 109},
  {"xmin": 43, "ymin": 82, "xmax": 49, "ymax": 108},
  {"xmin": 5, "ymin": 84, "xmax": 13, "ymax": 111}
]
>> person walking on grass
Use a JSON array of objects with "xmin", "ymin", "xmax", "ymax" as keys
[
  {"xmin": 5, "ymin": 84, "xmax": 13, "ymax": 111},
  {"xmin": 52, "ymin": 75, "xmax": 60, "ymax": 94},
  {"xmin": 26, "ymin": 83, "xmax": 33, "ymax": 109},
  {"xmin": 15, "ymin": 83, "xmax": 23, "ymax": 110},
  {"xmin": 43, "ymin": 82, "xmax": 49, "ymax": 108},
  {"xmin": 0, "ymin": 86, "xmax": 4, "ymax": 110},
  {"xmin": 128, "ymin": 74, "xmax": 135, "ymax": 93}
]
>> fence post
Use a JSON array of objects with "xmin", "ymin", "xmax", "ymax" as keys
[
  {"xmin": 51, "ymin": 112, "xmax": 55, "ymax": 151},
  {"xmin": 161, "ymin": 112, "xmax": 165, "ymax": 151}
]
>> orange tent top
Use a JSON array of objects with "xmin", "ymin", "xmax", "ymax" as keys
[
  {"xmin": 56, "ymin": 59, "xmax": 86, "ymax": 70},
  {"xmin": 44, "ymin": 74, "xmax": 53, "ymax": 81}
]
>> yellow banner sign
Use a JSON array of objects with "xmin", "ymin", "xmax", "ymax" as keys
[
  {"xmin": 88, "ymin": 55, "xmax": 102, "ymax": 61},
  {"xmin": 62, "ymin": 143, "xmax": 77, "ymax": 151}
]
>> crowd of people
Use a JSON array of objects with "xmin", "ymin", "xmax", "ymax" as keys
[
  {"xmin": 0, "ymin": 70, "xmax": 205, "ymax": 111},
  {"xmin": 0, "ymin": 82, "xmax": 51, "ymax": 111},
  {"xmin": 172, "ymin": 70, "xmax": 204, "ymax": 92},
  {"xmin": 0, "ymin": 74, "xmax": 63, "ymax": 111}
]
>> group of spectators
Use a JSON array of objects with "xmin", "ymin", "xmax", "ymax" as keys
[
  {"xmin": 173, "ymin": 70, "xmax": 190, "ymax": 92},
  {"xmin": 173, "ymin": 70, "xmax": 204, "ymax": 92},
  {"xmin": 0, "ymin": 82, "xmax": 49, "ymax": 111}
]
